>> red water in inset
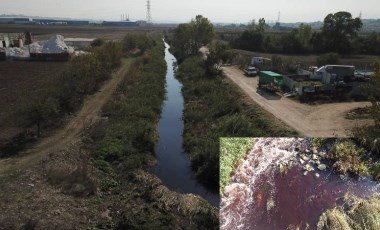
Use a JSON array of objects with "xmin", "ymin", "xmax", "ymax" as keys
[{"xmin": 220, "ymin": 138, "xmax": 380, "ymax": 230}]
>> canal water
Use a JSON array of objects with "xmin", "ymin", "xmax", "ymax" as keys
[
  {"xmin": 221, "ymin": 138, "xmax": 380, "ymax": 230},
  {"xmin": 153, "ymin": 41, "xmax": 219, "ymax": 207}
]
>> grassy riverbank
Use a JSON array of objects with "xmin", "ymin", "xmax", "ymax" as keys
[
  {"xmin": 90, "ymin": 40, "xmax": 218, "ymax": 229},
  {"xmin": 311, "ymin": 137, "xmax": 380, "ymax": 182},
  {"xmin": 220, "ymin": 138, "xmax": 254, "ymax": 195},
  {"xmin": 317, "ymin": 194, "xmax": 380, "ymax": 229},
  {"xmin": 176, "ymin": 56, "xmax": 297, "ymax": 190}
]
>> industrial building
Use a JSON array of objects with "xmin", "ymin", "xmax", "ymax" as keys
[
  {"xmin": 33, "ymin": 19, "xmax": 89, "ymax": 25},
  {"xmin": 0, "ymin": 17, "xmax": 32, "ymax": 24},
  {"xmin": 0, "ymin": 17, "xmax": 89, "ymax": 25},
  {"xmin": 0, "ymin": 17, "xmax": 143, "ymax": 27},
  {"xmin": 102, "ymin": 20, "xmax": 139, "ymax": 27}
]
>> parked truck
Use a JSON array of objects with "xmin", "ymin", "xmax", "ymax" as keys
[
  {"xmin": 258, "ymin": 71, "xmax": 283, "ymax": 92},
  {"xmin": 251, "ymin": 57, "xmax": 272, "ymax": 66},
  {"xmin": 244, "ymin": 66, "xmax": 258, "ymax": 76}
]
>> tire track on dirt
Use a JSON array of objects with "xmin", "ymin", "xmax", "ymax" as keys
[{"xmin": 222, "ymin": 66, "xmax": 371, "ymax": 137}]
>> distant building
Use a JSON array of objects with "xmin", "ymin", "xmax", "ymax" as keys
[
  {"xmin": 102, "ymin": 20, "xmax": 138, "ymax": 27},
  {"xmin": 32, "ymin": 19, "xmax": 89, "ymax": 25},
  {"xmin": 66, "ymin": 20, "xmax": 90, "ymax": 25},
  {"xmin": 0, "ymin": 17, "xmax": 32, "ymax": 24},
  {"xmin": 136, "ymin": 20, "xmax": 147, "ymax": 26}
]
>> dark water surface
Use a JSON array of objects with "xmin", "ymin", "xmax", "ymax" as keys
[
  {"xmin": 153, "ymin": 41, "xmax": 219, "ymax": 207},
  {"xmin": 247, "ymin": 165, "xmax": 380, "ymax": 230}
]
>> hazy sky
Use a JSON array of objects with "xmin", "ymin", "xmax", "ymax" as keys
[{"xmin": 1, "ymin": 0, "xmax": 379, "ymax": 23}]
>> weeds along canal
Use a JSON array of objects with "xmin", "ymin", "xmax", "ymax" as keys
[{"xmin": 152, "ymin": 41, "xmax": 219, "ymax": 207}]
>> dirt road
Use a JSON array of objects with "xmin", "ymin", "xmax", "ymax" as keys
[
  {"xmin": 0, "ymin": 59, "xmax": 132, "ymax": 175},
  {"xmin": 223, "ymin": 66, "xmax": 371, "ymax": 137}
]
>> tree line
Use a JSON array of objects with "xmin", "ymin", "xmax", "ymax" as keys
[
  {"xmin": 169, "ymin": 14, "xmax": 380, "ymax": 190},
  {"xmin": 169, "ymin": 15, "xmax": 297, "ymax": 190},
  {"xmin": 228, "ymin": 11, "xmax": 380, "ymax": 55}
]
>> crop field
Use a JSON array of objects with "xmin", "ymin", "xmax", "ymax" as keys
[
  {"xmin": 0, "ymin": 61, "xmax": 66, "ymax": 142},
  {"xmin": 0, "ymin": 24, "xmax": 169, "ymax": 40}
]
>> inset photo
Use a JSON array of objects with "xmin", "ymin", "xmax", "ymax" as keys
[{"xmin": 220, "ymin": 137, "xmax": 380, "ymax": 230}]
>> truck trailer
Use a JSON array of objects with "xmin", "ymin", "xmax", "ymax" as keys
[{"xmin": 258, "ymin": 71, "xmax": 283, "ymax": 92}]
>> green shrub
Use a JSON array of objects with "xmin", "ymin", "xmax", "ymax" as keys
[
  {"xmin": 317, "ymin": 194, "xmax": 380, "ymax": 230},
  {"xmin": 330, "ymin": 140, "xmax": 368, "ymax": 176},
  {"xmin": 91, "ymin": 38, "xmax": 105, "ymax": 47},
  {"xmin": 371, "ymin": 163, "xmax": 380, "ymax": 181},
  {"xmin": 122, "ymin": 33, "xmax": 155, "ymax": 55},
  {"xmin": 220, "ymin": 138, "xmax": 253, "ymax": 195},
  {"xmin": 94, "ymin": 39, "xmax": 166, "ymax": 174},
  {"xmin": 311, "ymin": 137, "xmax": 331, "ymax": 149},
  {"xmin": 176, "ymin": 56, "xmax": 296, "ymax": 189},
  {"xmin": 317, "ymin": 52, "xmax": 340, "ymax": 66}
]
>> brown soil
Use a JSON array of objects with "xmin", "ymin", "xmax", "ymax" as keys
[
  {"xmin": 222, "ymin": 66, "xmax": 372, "ymax": 137},
  {"xmin": 0, "ymin": 60, "xmax": 131, "ymax": 228},
  {"xmin": 0, "ymin": 60, "xmax": 131, "ymax": 175},
  {"xmin": 0, "ymin": 137, "xmax": 100, "ymax": 229},
  {"xmin": 0, "ymin": 24, "xmax": 172, "ymax": 40},
  {"xmin": 0, "ymin": 61, "xmax": 66, "ymax": 141}
]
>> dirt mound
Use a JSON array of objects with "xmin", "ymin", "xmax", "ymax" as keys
[
  {"xmin": 42, "ymin": 35, "xmax": 73, "ymax": 53},
  {"xmin": 28, "ymin": 35, "xmax": 74, "ymax": 54}
]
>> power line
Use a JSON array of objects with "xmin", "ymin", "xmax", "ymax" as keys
[{"xmin": 146, "ymin": 0, "xmax": 152, "ymax": 25}]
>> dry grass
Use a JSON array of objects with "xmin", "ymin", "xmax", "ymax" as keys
[
  {"xmin": 47, "ymin": 163, "xmax": 96, "ymax": 197},
  {"xmin": 317, "ymin": 194, "xmax": 380, "ymax": 230}
]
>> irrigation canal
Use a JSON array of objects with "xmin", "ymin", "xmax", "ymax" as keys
[{"xmin": 153, "ymin": 41, "xmax": 219, "ymax": 207}]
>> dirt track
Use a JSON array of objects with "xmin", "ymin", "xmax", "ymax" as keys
[
  {"xmin": 223, "ymin": 66, "xmax": 372, "ymax": 137},
  {"xmin": 0, "ymin": 59, "xmax": 132, "ymax": 175}
]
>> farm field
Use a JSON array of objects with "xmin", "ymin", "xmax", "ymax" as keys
[
  {"xmin": 0, "ymin": 24, "xmax": 171, "ymax": 40},
  {"xmin": 0, "ymin": 61, "xmax": 66, "ymax": 142}
]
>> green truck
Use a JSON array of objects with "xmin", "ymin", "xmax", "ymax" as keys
[{"xmin": 258, "ymin": 71, "xmax": 283, "ymax": 91}]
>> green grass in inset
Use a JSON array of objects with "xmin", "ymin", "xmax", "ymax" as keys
[{"xmin": 220, "ymin": 137, "xmax": 253, "ymax": 195}]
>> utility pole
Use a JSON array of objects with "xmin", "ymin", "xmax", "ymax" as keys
[
  {"xmin": 146, "ymin": 0, "xmax": 152, "ymax": 25},
  {"xmin": 274, "ymin": 11, "xmax": 281, "ymax": 28}
]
